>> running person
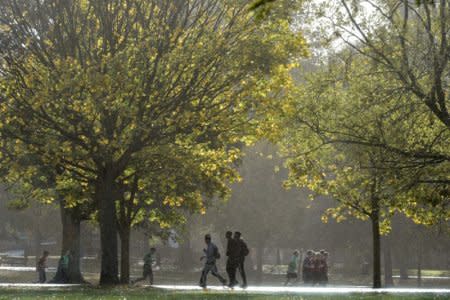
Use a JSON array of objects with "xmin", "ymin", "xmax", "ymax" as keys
[
  {"xmin": 133, "ymin": 248, "xmax": 157, "ymax": 285},
  {"xmin": 199, "ymin": 234, "xmax": 227, "ymax": 288}
]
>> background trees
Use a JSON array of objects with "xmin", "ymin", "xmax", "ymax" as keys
[{"xmin": 249, "ymin": 0, "xmax": 449, "ymax": 287}]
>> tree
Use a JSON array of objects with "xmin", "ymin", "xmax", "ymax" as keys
[
  {"xmin": 0, "ymin": 139, "xmax": 90, "ymax": 283},
  {"xmin": 0, "ymin": 0, "xmax": 306, "ymax": 284},
  {"xmin": 274, "ymin": 51, "xmax": 449, "ymax": 287},
  {"xmin": 335, "ymin": 0, "xmax": 450, "ymax": 130}
]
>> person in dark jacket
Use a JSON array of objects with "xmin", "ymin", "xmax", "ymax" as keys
[
  {"xmin": 199, "ymin": 234, "xmax": 227, "ymax": 288},
  {"xmin": 234, "ymin": 232, "xmax": 249, "ymax": 288},
  {"xmin": 302, "ymin": 250, "xmax": 314, "ymax": 284},
  {"xmin": 225, "ymin": 231, "xmax": 240, "ymax": 288}
]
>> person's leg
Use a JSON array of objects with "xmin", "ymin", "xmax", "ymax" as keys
[
  {"xmin": 239, "ymin": 260, "xmax": 247, "ymax": 287},
  {"xmin": 210, "ymin": 264, "xmax": 226, "ymax": 285},
  {"xmin": 133, "ymin": 269, "xmax": 148, "ymax": 284},
  {"xmin": 284, "ymin": 274, "xmax": 290, "ymax": 286},
  {"xmin": 226, "ymin": 260, "xmax": 233, "ymax": 286},
  {"xmin": 148, "ymin": 268, "xmax": 154, "ymax": 285},
  {"xmin": 227, "ymin": 260, "xmax": 238, "ymax": 287},
  {"xmin": 199, "ymin": 264, "xmax": 211, "ymax": 287},
  {"xmin": 38, "ymin": 270, "xmax": 45, "ymax": 283},
  {"xmin": 231, "ymin": 260, "xmax": 239, "ymax": 286},
  {"xmin": 62, "ymin": 270, "xmax": 68, "ymax": 283},
  {"xmin": 303, "ymin": 269, "xmax": 309, "ymax": 284}
]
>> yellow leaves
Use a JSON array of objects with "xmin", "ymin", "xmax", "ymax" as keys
[
  {"xmin": 200, "ymin": 207, "xmax": 206, "ymax": 215},
  {"xmin": 163, "ymin": 196, "xmax": 184, "ymax": 207}
]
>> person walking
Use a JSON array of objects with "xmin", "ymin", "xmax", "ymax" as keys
[
  {"xmin": 225, "ymin": 231, "xmax": 240, "ymax": 288},
  {"xmin": 132, "ymin": 248, "xmax": 157, "ymax": 285},
  {"xmin": 199, "ymin": 234, "xmax": 227, "ymax": 288},
  {"xmin": 36, "ymin": 250, "xmax": 49, "ymax": 283},
  {"xmin": 284, "ymin": 250, "xmax": 300, "ymax": 286},
  {"xmin": 234, "ymin": 232, "xmax": 249, "ymax": 289}
]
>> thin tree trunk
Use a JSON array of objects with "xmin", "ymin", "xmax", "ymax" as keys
[
  {"xmin": 34, "ymin": 224, "xmax": 42, "ymax": 266},
  {"xmin": 256, "ymin": 241, "xmax": 264, "ymax": 284},
  {"xmin": 383, "ymin": 235, "xmax": 393, "ymax": 287},
  {"xmin": 97, "ymin": 174, "xmax": 119, "ymax": 285},
  {"xmin": 370, "ymin": 176, "xmax": 382, "ymax": 289},
  {"xmin": 119, "ymin": 228, "xmax": 130, "ymax": 284},
  {"xmin": 399, "ymin": 252, "xmax": 409, "ymax": 280},
  {"xmin": 417, "ymin": 237, "xmax": 422, "ymax": 287},
  {"xmin": 51, "ymin": 202, "xmax": 84, "ymax": 283},
  {"xmin": 179, "ymin": 234, "xmax": 192, "ymax": 272},
  {"xmin": 276, "ymin": 248, "xmax": 281, "ymax": 266},
  {"xmin": 371, "ymin": 212, "xmax": 382, "ymax": 288}
]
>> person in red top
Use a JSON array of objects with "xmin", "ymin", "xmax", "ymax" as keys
[{"xmin": 36, "ymin": 250, "xmax": 49, "ymax": 283}]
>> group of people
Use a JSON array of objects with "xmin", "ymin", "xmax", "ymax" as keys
[
  {"xmin": 132, "ymin": 231, "xmax": 249, "ymax": 289},
  {"xmin": 284, "ymin": 249, "xmax": 329, "ymax": 286},
  {"xmin": 36, "ymin": 250, "xmax": 72, "ymax": 283},
  {"xmin": 301, "ymin": 249, "xmax": 329, "ymax": 285},
  {"xmin": 199, "ymin": 231, "xmax": 249, "ymax": 289},
  {"xmin": 36, "ymin": 239, "xmax": 328, "ymax": 288}
]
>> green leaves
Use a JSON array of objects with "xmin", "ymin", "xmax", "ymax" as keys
[
  {"xmin": 0, "ymin": 0, "xmax": 307, "ymax": 233},
  {"xmin": 274, "ymin": 50, "xmax": 449, "ymax": 230}
]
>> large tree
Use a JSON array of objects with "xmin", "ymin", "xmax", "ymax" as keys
[
  {"xmin": 274, "ymin": 51, "xmax": 449, "ymax": 287},
  {"xmin": 0, "ymin": 0, "xmax": 305, "ymax": 284}
]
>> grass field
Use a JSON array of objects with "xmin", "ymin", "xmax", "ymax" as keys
[
  {"xmin": 1, "ymin": 266, "xmax": 449, "ymax": 299},
  {"xmin": 0, "ymin": 286, "xmax": 449, "ymax": 300}
]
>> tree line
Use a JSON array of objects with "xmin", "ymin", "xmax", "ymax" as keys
[{"xmin": 0, "ymin": 0, "xmax": 448, "ymax": 288}]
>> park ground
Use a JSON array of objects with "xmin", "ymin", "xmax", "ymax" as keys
[
  {"xmin": 0, "ymin": 285, "xmax": 449, "ymax": 300},
  {"xmin": 1, "ymin": 267, "xmax": 450, "ymax": 300}
]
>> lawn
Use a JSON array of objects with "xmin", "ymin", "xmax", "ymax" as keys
[{"xmin": 0, "ymin": 287, "xmax": 449, "ymax": 300}]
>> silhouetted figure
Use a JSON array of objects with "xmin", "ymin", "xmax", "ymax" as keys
[
  {"xmin": 312, "ymin": 252, "xmax": 321, "ymax": 285},
  {"xmin": 284, "ymin": 250, "xmax": 300, "ymax": 286},
  {"xmin": 318, "ymin": 250, "xmax": 329, "ymax": 285},
  {"xmin": 36, "ymin": 250, "xmax": 49, "ymax": 283},
  {"xmin": 234, "ymin": 231, "xmax": 249, "ymax": 288},
  {"xmin": 132, "ymin": 248, "xmax": 156, "ymax": 285},
  {"xmin": 302, "ymin": 250, "xmax": 314, "ymax": 284},
  {"xmin": 225, "ymin": 231, "xmax": 240, "ymax": 288},
  {"xmin": 199, "ymin": 234, "xmax": 227, "ymax": 288}
]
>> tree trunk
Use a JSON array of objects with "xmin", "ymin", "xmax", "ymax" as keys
[
  {"xmin": 256, "ymin": 241, "xmax": 264, "ymax": 284},
  {"xmin": 179, "ymin": 234, "xmax": 193, "ymax": 272},
  {"xmin": 97, "ymin": 174, "xmax": 119, "ymax": 285},
  {"xmin": 276, "ymin": 248, "xmax": 281, "ymax": 265},
  {"xmin": 371, "ymin": 212, "xmax": 382, "ymax": 288},
  {"xmin": 34, "ymin": 224, "xmax": 42, "ymax": 265},
  {"xmin": 383, "ymin": 235, "xmax": 393, "ymax": 287},
  {"xmin": 119, "ymin": 228, "xmax": 131, "ymax": 284},
  {"xmin": 417, "ymin": 237, "xmax": 422, "ymax": 287},
  {"xmin": 51, "ymin": 202, "xmax": 84, "ymax": 283},
  {"xmin": 398, "ymin": 252, "xmax": 409, "ymax": 280}
]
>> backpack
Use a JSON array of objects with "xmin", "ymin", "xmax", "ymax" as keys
[
  {"xmin": 241, "ymin": 241, "xmax": 249, "ymax": 257},
  {"xmin": 213, "ymin": 245, "xmax": 221, "ymax": 259}
]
